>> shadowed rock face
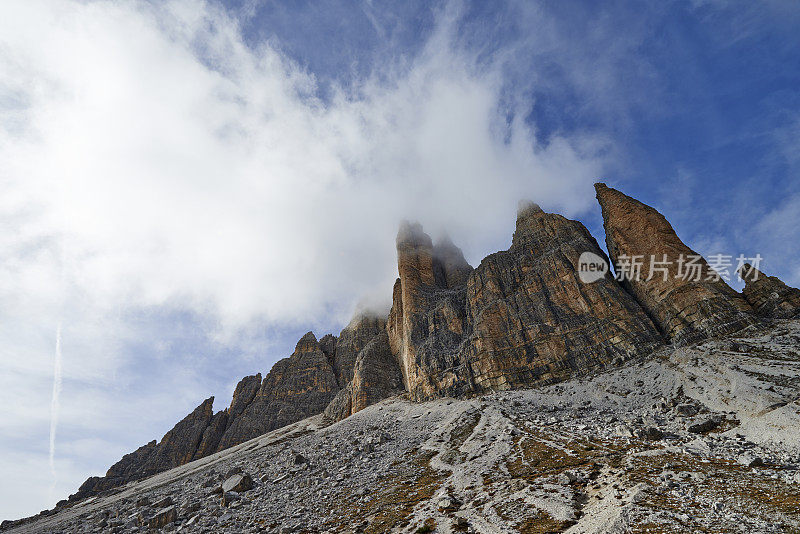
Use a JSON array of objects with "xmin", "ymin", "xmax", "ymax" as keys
[
  {"xmin": 331, "ymin": 314, "xmax": 388, "ymax": 387},
  {"xmin": 324, "ymin": 331, "xmax": 404, "ymax": 422},
  {"xmin": 595, "ymin": 183, "xmax": 757, "ymax": 344},
  {"xmin": 71, "ymin": 397, "xmax": 217, "ymax": 500},
  {"xmin": 462, "ymin": 202, "xmax": 664, "ymax": 391},
  {"xmin": 214, "ymin": 332, "xmax": 340, "ymax": 451},
  {"xmin": 72, "ymin": 334, "xmax": 344, "ymax": 501},
  {"xmin": 739, "ymin": 264, "xmax": 800, "ymax": 319},
  {"xmin": 192, "ymin": 410, "xmax": 228, "ymax": 460},
  {"xmin": 388, "ymin": 222, "xmax": 474, "ymax": 400}
]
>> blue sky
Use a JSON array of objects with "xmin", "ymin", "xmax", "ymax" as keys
[{"xmin": 0, "ymin": 0, "xmax": 798, "ymax": 520}]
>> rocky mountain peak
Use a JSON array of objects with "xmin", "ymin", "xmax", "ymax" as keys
[
  {"xmin": 294, "ymin": 331, "xmax": 320, "ymax": 354},
  {"xmin": 516, "ymin": 198, "xmax": 544, "ymax": 217},
  {"xmin": 395, "ymin": 221, "xmax": 437, "ymax": 292},
  {"xmin": 595, "ymin": 182, "xmax": 757, "ymax": 344},
  {"xmin": 465, "ymin": 203, "xmax": 663, "ymax": 392},
  {"xmin": 227, "ymin": 374, "xmax": 261, "ymax": 420},
  {"xmin": 739, "ymin": 263, "xmax": 800, "ymax": 319},
  {"xmin": 318, "ymin": 334, "xmax": 337, "ymax": 358},
  {"xmin": 432, "ymin": 234, "xmax": 472, "ymax": 289}
]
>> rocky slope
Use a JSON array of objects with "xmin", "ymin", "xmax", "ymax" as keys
[
  {"xmin": 69, "ymin": 315, "xmax": 396, "ymax": 502},
  {"xmin": 739, "ymin": 263, "xmax": 800, "ymax": 319},
  {"xmin": 11, "ymin": 182, "xmax": 800, "ymax": 530},
  {"xmin": 7, "ymin": 319, "xmax": 800, "ymax": 533}
]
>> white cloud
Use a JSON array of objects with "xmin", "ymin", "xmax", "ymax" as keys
[{"xmin": 0, "ymin": 0, "xmax": 610, "ymax": 519}]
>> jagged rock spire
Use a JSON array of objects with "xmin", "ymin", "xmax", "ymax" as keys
[
  {"xmin": 595, "ymin": 183, "xmax": 757, "ymax": 344},
  {"xmin": 739, "ymin": 263, "xmax": 800, "ymax": 319},
  {"xmin": 463, "ymin": 202, "xmax": 663, "ymax": 391},
  {"xmin": 388, "ymin": 221, "xmax": 474, "ymax": 399}
]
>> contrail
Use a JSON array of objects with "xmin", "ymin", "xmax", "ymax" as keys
[{"xmin": 48, "ymin": 321, "xmax": 63, "ymax": 498}]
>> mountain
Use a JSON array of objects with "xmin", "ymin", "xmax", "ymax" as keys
[
  {"xmin": 595, "ymin": 183, "xmax": 757, "ymax": 343},
  {"xmin": 7, "ymin": 320, "xmax": 800, "ymax": 533},
  {"xmin": 6, "ymin": 183, "xmax": 800, "ymax": 532}
]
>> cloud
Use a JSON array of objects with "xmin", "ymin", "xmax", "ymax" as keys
[
  {"xmin": 0, "ymin": 0, "xmax": 608, "ymax": 331},
  {"xmin": 0, "ymin": 0, "xmax": 618, "ymax": 519}
]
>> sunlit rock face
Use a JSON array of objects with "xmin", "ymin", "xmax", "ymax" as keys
[
  {"xmin": 462, "ymin": 201, "xmax": 663, "ymax": 392},
  {"xmin": 387, "ymin": 222, "xmax": 475, "ymax": 400},
  {"xmin": 595, "ymin": 183, "xmax": 757, "ymax": 344},
  {"xmin": 388, "ymin": 204, "xmax": 663, "ymax": 401},
  {"xmin": 739, "ymin": 263, "xmax": 800, "ymax": 319},
  {"xmin": 215, "ymin": 332, "xmax": 340, "ymax": 451}
]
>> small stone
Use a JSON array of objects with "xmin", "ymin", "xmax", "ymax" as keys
[
  {"xmin": 638, "ymin": 427, "xmax": 664, "ymax": 440},
  {"xmin": 437, "ymin": 496, "xmax": 459, "ymax": 510},
  {"xmin": 224, "ymin": 466, "xmax": 243, "ymax": 478},
  {"xmin": 675, "ymin": 404, "xmax": 699, "ymax": 417},
  {"xmin": 147, "ymin": 506, "xmax": 177, "ymax": 529},
  {"xmin": 688, "ymin": 418, "xmax": 720, "ymax": 434},
  {"xmin": 180, "ymin": 501, "xmax": 200, "ymax": 515},
  {"xmin": 222, "ymin": 473, "xmax": 254, "ymax": 493},
  {"xmin": 152, "ymin": 496, "xmax": 173, "ymax": 508},
  {"xmin": 558, "ymin": 471, "xmax": 579, "ymax": 485},
  {"xmin": 614, "ymin": 425, "xmax": 634, "ymax": 438},
  {"xmin": 221, "ymin": 491, "xmax": 240, "ymax": 507},
  {"xmin": 738, "ymin": 455, "xmax": 764, "ymax": 468}
]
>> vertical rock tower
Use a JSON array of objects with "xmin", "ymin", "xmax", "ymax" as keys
[
  {"xmin": 462, "ymin": 201, "xmax": 664, "ymax": 391},
  {"xmin": 595, "ymin": 183, "xmax": 757, "ymax": 344},
  {"xmin": 387, "ymin": 222, "xmax": 474, "ymax": 400}
]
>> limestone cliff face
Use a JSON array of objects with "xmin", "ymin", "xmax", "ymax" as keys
[
  {"xmin": 595, "ymin": 183, "xmax": 757, "ymax": 344},
  {"xmin": 387, "ymin": 205, "xmax": 664, "ymax": 400},
  {"xmin": 387, "ymin": 222, "xmax": 474, "ymax": 400},
  {"xmin": 462, "ymin": 202, "xmax": 664, "ymax": 391},
  {"xmin": 214, "ymin": 332, "xmax": 340, "ymax": 450},
  {"xmin": 331, "ymin": 314, "xmax": 388, "ymax": 387},
  {"xmin": 739, "ymin": 264, "xmax": 800, "ymax": 319},
  {"xmin": 324, "ymin": 331, "xmax": 404, "ymax": 422},
  {"xmin": 70, "ymin": 185, "xmax": 784, "ymax": 506}
]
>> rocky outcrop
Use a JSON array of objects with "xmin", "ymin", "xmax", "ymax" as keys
[
  {"xmin": 324, "ymin": 331, "xmax": 404, "ymax": 422},
  {"xmin": 330, "ymin": 314, "xmax": 388, "ymax": 387},
  {"xmin": 214, "ymin": 332, "xmax": 340, "ymax": 450},
  {"xmin": 139, "ymin": 397, "xmax": 215, "ymax": 471},
  {"xmin": 228, "ymin": 374, "xmax": 262, "ymax": 421},
  {"xmin": 387, "ymin": 205, "xmax": 664, "ymax": 400},
  {"xmin": 192, "ymin": 410, "xmax": 228, "ymax": 460},
  {"xmin": 70, "ymin": 397, "xmax": 217, "ymax": 500},
  {"xmin": 739, "ymin": 263, "xmax": 800, "ymax": 319},
  {"xmin": 67, "ymin": 185, "xmax": 785, "ymax": 508},
  {"xmin": 595, "ymin": 183, "xmax": 757, "ymax": 344},
  {"xmin": 387, "ymin": 222, "xmax": 474, "ymax": 400},
  {"xmin": 72, "ymin": 333, "xmax": 344, "ymax": 501},
  {"xmin": 461, "ymin": 202, "xmax": 664, "ymax": 392}
]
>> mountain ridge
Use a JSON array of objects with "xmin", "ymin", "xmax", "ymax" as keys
[{"xmin": 25, "ymin": 182, "xmax": 800, "ymax": 521}]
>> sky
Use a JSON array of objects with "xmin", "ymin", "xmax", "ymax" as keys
[{"xmin": 1, "ymin": 0, "xmax": 799, "ymax": 520}]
